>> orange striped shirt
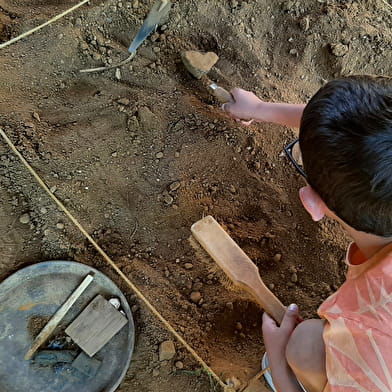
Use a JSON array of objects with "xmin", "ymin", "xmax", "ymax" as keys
[{"xmin": 318, "ymin": 243, "xmax": 392, "ymax": 392}]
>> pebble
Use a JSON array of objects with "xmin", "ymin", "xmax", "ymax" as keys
[
  {"xmin": 115, "ymin": 68, "xmax": 121, "ymax": 80},
  {"xmin": 331, "ymin": 43, "xmax": 349, "ymax": 57},
  {"xmin": 109, "ymin": 298, "xmax": 121, "ymax": 309},
  {"xmin": 273, "ymin": 253, "xmax": 282, "ymax": 262},
  {"xmin": 235, "ymin": 322, "xmax": 243, "ymax": 331},
  {"xmin": 117, "ymin": 98, "xmax": 130, "ymax": 105},
  {"xmin": 75, "ymin": 17, "xmax": 82, "ymax": 27},
  {"xmin": 225, "ymin": 376, "xmax": 241, "ymax": 389},
  {"xmin": 152, "ymin": 368, "xmax": 160, "ymax": 377},
  {"xmin": 190, "ymin": 291, "xmax": 202, "ymax": 303},
  {"xmin": 268, "ymin": 283, "xmax": 275, "ymax": 290},
  {"xmin": 19, "ymin": 213, "xmax": 30, "ymax": 224},
  {"xmin": 226, "ymin": 302, "xmax": 234, "ymax": 311},
  {"xmin": 40, "ymin": 207, "xmax": 48, "ymax": 214},
  {"xmin": 32, "ymin": 112, "xmax": 41, "ymax": 122},
  {"xmin": 181, "ymin": 50, "xmax": 219, "ymax": 79},
  {"xmin": 56, "ymin": 223, "xmax": 65, "ymax": 230},
  {"xmin": 184, "ymin": 263, "xmax": 193, "ymax": 270},
  {"xmin": 156, "ymin": 152, "xmax": 164, "ymax": 159},
  {"xmin": 193, "ymin": 282, "xmax": 203, "ymax": 291},
  {"xmin": 163, "ymin": 193, "xmax": 174, "ymax": 205},
  {"xmin": 299, "ymin": 16, "xmax": 310, "ymax": 32},
  {"xmin": 291, "ymin": 272, "xmax": 298, "ymax": 283},
  {"xmin": 169, "ymin": 181, "xmax": 181, "ymax": 192},
  {"xmin": 159, "ymin": 340, "xmax": 176, "ymax": 361},
  {"xmin": 175, "ymin": 361, "xmax": 184, "ymax": 369},
  {"xmin": 289, "ymin": 48, "xmax": 298, "ymax": 55}
]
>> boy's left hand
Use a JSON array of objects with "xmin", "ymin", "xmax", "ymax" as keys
[{"xmin": 262, "ymin": 304, "xmax": 300, "ymax": 363}]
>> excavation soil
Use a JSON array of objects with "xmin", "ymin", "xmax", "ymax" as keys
[{"xmin": 0, "ymin": 0, "xmax": 391, "ymax": 391}]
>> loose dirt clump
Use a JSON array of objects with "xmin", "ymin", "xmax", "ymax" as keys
[{"xmin": 1, "ymin": 0, "xmax": 391, "ymax": 391}]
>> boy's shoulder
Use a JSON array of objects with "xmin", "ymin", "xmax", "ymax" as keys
[
  {"xmin": 318, "ymin": 242, "xmax": 392, "ymax": 326},
  {"xmin": 318, "ymin": 242, "xmax": 392, "ymax": 392}
]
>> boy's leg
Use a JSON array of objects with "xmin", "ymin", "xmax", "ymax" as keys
[{"xmin": 286, "ymin": 319, "xmax": 327, "ymax": 392}]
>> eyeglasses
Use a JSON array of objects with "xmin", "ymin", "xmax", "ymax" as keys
[{"xmin": 284, "ymin": 138, "xmax": 307, "ymax": 178}]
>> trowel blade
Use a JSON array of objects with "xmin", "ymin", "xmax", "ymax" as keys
[{"xmin": 128, "ymin": 0, "xmax": 171, "ymax": 53}]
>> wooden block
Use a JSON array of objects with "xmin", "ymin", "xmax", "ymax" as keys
[
  {"xmin": 72, "ymin": 352, "xmax": 102, "ymax": 377},
  {"xmin": 65, "ymin": 295, "xmax": 128, "ymax": 357}
]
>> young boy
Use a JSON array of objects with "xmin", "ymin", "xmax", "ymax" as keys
[{"xmin": 223, "ymin": 76, "xmax": 392, "ymax": 392}]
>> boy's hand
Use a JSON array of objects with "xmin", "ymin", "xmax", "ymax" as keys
[
  {"xmin": 262, "ymin": 304, "xmax": 300, "ymax": 363},
  {"xmin": 222, "ymin": 88, "xmax": 267, "ymax": 122}
]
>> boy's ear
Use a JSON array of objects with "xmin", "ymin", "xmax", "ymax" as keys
[{"xmin": 299, "ymin": 186, "xmax": 326, "ymax": 222}]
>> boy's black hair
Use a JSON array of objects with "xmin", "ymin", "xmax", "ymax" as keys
[{"xmin": 299, "ymin": 76, "xmax": 392, "ymax": 237}]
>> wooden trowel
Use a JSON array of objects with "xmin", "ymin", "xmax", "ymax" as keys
[{"xmin": 191, "ymin": 215, "xmax": 286, "ymax": 324}]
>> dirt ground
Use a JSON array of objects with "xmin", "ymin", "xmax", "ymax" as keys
[{"xmin": 0, "ymin": 0, "xmax": 391, "ymax": 391}]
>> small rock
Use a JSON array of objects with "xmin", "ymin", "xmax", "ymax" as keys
[
  {"xmin": 331, "ymin": 43, "xmax": 348, "ymax": 57},
  {"xmin": 32, "ymin": 112, "xmax": 41, "ymax": 122},
  {"xmin": 109, "ymin": 298, "xmax": 121, "ymax": 309},
  {"xmin": 190, "ymin": 291, "xmax": 202, "ymax": 303},
  {"xmin": 289, "ymin": 48, "xmax": 298, "ymax": 55},
  {"xmin": 40, "ymin": 207, "xmax": 48, "ymax": 214},
  {"xmin": 181, "ymin": 50, "xmax": 219, "ymax": 79},
  {"xmin": 225, "ymin": 376, "xmax": 241, "ymax": 390},
  {"xmin": 184, "ymin": 263, "xmax": 193, "ymax": 270},
  {"xmin": 175, "ymin": 361, "xmax": 184, "ymax": 369},
  {"xmin": 299, "ymin": 16, "xmax": 310, "ymax": 32},
  {"xmin": 24, "ymin": 122, "xmax": 35, "ymax": 128},
  {"xmin": 132, "ymin": 0, "xmax": 139, "ymax": 8},
  {"xmin": 75, "ymin": 17, "xmax": 82, "ymax": 27},
  {"xmin": 235, "ymin": 322, "xmax": 243, "ymax": 331},
  {"xmin": 163, "ymin": 193, "xmax": 173, "ymax": 205},
  {"xmin": 117, "ymin": 98, "xmax": 130, "ymax": 105},
  {"xmin": 226, "ymin": 302, "xmax": 234, "ymax": 311},
  {"xmin": 156, "ymin": 152, "xmax": 164, "ymax": 159},
  {"xmin": 152, "ymin": 368, "xmax": 160, "ymax": 377},
  {"xmin": 92, "ymin": 52, "xmax": 101, "ymax": 61},
  {"xmin": 115, "ymin": 68, "xmax": 121, "ymax": 80},
  {"xmin": 229, "ymin": 185, "xmax": 236, "ymax": 193},
  {"xmin": 175, "ymin": 152, "xmax": 180, "ymax": 158},
  {"xmin": 56, "ymin": 223, "xmax": 65, "ymax": 230},
  {"xmin": 291, "ymin": 272, "xmax": 298, "ymax": 283},
  {"xmin": 193, "ymin": 282, "xmax": 203, "ymax": 291},
  {"xmin": 273, "ymin": 253, "xmax": 282, "ymax": 262},
  {"xmin": 169, "ymin": 181, "xmax": 181, "ymax": 192},
  {"xmin": 19, "ymin": 213, "xmax": 30, "ymax": 224},
  {"xmin": 159, "ymin": 340, "xmax": 176, "ymax": 361},
  {"xmin": 268, "ymin": 283, "xmax": 275, "ymax": 290}
]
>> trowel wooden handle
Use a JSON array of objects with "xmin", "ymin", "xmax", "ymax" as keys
[{"xmin": 209, "ymin": 83, "xmax": 234, "ymax": 104}]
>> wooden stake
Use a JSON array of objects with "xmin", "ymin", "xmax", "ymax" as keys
[{"xmin": 24, "ymin": 272, "xmax": 94, "ymax": 360}]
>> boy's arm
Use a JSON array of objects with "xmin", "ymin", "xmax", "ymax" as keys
[
  {"xmin": 262, "ymin": 306, "xmax": 304, "ymax": 392},
  {"xmin": 222, "ymin": 88, "xmax": 306, "ymax": 129}
]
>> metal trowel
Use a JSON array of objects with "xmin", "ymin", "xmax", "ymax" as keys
[
  {"xmin": 128, "ymin": 0, "xmax": 171, "ymax": 53},
  {"xmin": 80, "ymin": 0, "xmax": 171, "ymax": 73}
]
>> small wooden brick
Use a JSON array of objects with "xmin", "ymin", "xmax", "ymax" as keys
[{"xmin": 65, "ymin": 295, "xmax": 128, "ymax": 357}]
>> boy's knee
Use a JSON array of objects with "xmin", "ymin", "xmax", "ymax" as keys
[{"xmin": 286, "ymin": 319, "xmax": 326, "ymax": 375}]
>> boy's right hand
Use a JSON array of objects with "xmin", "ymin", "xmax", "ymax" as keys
[{"xmin": 222, "ymin": 88, "xmax": 267, "ymax": 123}]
